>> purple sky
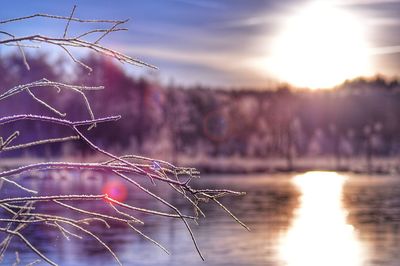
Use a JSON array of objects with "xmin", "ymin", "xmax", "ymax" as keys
[{"xmin": 1, "ymin": 0, "xmax": 400, "ymax": 88}]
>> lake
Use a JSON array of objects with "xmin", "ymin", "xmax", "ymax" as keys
[{"xmin": 2, "ymin": 171, "xmax": 400, "ymax": 266}]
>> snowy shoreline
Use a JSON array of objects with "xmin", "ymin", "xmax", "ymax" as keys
[{"xmin": 2, "ymin": 155, "xmax": 399, "ymax": 175}]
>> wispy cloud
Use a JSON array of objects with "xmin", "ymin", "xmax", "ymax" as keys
[
  {"xmin": 337, "ymin": 0, "xmax": 400, "ymax": 5},
  {"xmin": 2, "ymin": 0, "xmax": 400, "ymax": 87},
  {"xmin": 370, "ymin": 45, "xmax": 400, "ymax": 55},
  {"xmin": 116, "ymin": 44, "xmax": 246, "ymax": 72},
  {"xmin": 172, "ymin": 0, "xmax": 224, "ymax": 9},
  {"xmin": 214, "ymin": 15, "xmax": 280, "ymax": 29}
]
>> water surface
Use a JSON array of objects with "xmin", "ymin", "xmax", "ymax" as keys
[{"xmin": 2, "ymin": 171, "xmax": 400, "ymax": 266}]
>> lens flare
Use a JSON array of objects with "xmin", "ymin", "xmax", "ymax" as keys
[
  {"xmin": 202, "ymin": 111, "xmax": 230, "ymax": 142},
  {"xmin": 102, "ymin": 180, "xmax": 128, "ymax": 202}
]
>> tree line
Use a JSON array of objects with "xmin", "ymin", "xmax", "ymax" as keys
[{"xmin": 1, "ymin": 52, "xmax": 400, "ymax": 169}]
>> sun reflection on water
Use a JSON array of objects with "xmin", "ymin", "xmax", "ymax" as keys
[{"xmin": 279, "ymin": 171, "xmax": 365, "ymax": 266}]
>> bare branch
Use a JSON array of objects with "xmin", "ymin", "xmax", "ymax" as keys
[
  {"xmin": 63, "ymin": 5, "xmax": 76, "ymax": 38},
  {"xmin": 0, "ymin": 7, "xmax": 247, "ymax": 265}
]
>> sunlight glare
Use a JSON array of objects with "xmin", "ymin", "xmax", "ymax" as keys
[
  {"xmin": 266, "ymin": 1, "xmax": 372, "ymax": 89},
  {"xmin": 279, "ymin": 171, "xmax": 365, "ymax": 266}
]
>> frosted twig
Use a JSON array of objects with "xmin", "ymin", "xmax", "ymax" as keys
[
  {"xmin": 26, "ymin": 88, "xmax": 66, "ymax": 117},
  {"xmin": 12, "ymin": 250, "xmax": 20, "ymax": 266},
  {"xmin": 16, "ymin": 41, "xmax": 30, "ymax": 70},
  {"xmin": 0, "ymin": 79, "xmax": 103, "ymax": 127},
  {"xmin": 113, "ymin": 171, "xmax": 204, "ymax": 260},
  {"xmin": 107, "ymin": 202, "xmax": 143, "ymax": 224},
  {"xmin": 77, "ymin": 217, "xmax": 110, "ymax": 228},
  {"xmin": 48, "ymin": 221, "xmax": 82, "ymax": 240},
  {"xmin": 2, "ymin": 136, "xmax": 79, "ymax": 152},
  {"xmin": 1, "ymin": 178, "xmax": 38, "ymax": 194},
  {"xmin": 63, "ymin": 5, "xmax": 76, "ymax": 38},
  {"xmin": 0, "ymin": 131, "xmax": 20, "ymax": 151},
  {"xmin": 26, "ymin": 259, "xmax": 41, "ymax": 266},
  {"xmin": 55, "ymin": 200, "xmax": 143, "ymax": 225},
  {"xmin": 0, "ymin": 228, "xmax": 57, "ymax": 266},
  {"xmin": 0, "ymin": 8, "xmax": 247, "ymax": 265},
  {"xmin": 127, "ymin": 223, "xmax": 170, "ymax": 255},
  {"xmin": 57, "ymin": 220, "xmax": 122, "ymax": 266},
  {"xmin": 0, "ymin": 13, "xmax": 125, "ymax": 24}
]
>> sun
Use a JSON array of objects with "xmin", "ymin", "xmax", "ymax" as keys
[{"xmin": 266, "ymin": 1, "xmax": 372, "ymax": 89}]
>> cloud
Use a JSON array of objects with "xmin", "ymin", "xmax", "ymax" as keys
[
  {"xmin": 337, "ymin": 0, "xmax": 400, "ymax": 5},
  {"xmin": 213, "ymin": 15, "xmax": 282, "ymax": 29},
  {"xmin": 365, "ymin": 17, "xmax": 400, "ymax": 26},
  {"xmin": 115, "ymin": 44, "xmax": 246, "ymax": 72},
  {"xmin": 113, "ymin": 43, "xmax": 276, "ymax": 88},
  {"xmin": 370, "ymin": 45, "xmax": 400, "ymax": 55},
  {"xmin": 172, "ymin": 0, "xmax": 224, "ymax": 9}
]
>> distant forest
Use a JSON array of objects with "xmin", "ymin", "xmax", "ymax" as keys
[{"xmin": 2, "ymin": 53, "xmax": 400, "ymax": 167}]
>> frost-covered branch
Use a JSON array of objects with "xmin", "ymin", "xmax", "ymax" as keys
[{"xmin": 0, "ymin": 7, "xmax": 247, "ymax": 266}]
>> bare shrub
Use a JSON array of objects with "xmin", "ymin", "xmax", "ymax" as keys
[{"xmin": 0, "ymin": 6, "xmax": 247, "ymax": 266}]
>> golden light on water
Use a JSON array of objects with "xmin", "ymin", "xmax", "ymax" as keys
[
  {"xmin": 266, "ymin": 2, "xmax": 372, "ymax": 89},
  {"xmin": 279, "ymin": 171, "xmax": 365, "ymax": 266}
]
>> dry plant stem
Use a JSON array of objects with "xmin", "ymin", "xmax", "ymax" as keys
[
  {"xmin": 0, "ymin": 14, "xmax": 127, "ymax": 25},
  {"xmin": 0, "ymin": 228, "xmax": 56, "ymax": 266},
  {"xmin": 48, "ymin": 221, "xmax": 83, "ymax": 241},
  {"xmin": 0, "ymin": 196, "xmax": 159, "ymax": 264},
  {"xmin": 2, "ymin": 213, "xmax": 121, "ymax": 265},
  {"xmin": 1, "ymin": 178, "xmax": 38, "ymax": 194},
  {"xmin": 0, "ymin": 202, "xmax": 32, "ymax": 256},
  {"xmin": 0, "ymin": 35, "xmax": 155, "ymax": 71},
  {"xmin": 0, "ymin": 12, "xmax": 156, "ymax": 70},
  {"xmin": 54, "ymin": 200, "xmax": 143, "ymax": 225},
  {"xmin": 113, "ymin": 171, "xmax": 205, "ymax": 260},
  {"xmin": 0, "ymin": 114, "xmax": 120, "ymax": 128},
  {"xmin": 26, "ymin": 259, "xmax": 41, "ymax": 266},
  {"xmin": 0, "ymin": 8, "xmax": 247, "ymax": 265},
  {"xmin": 0, "ymin": 203, "xmax": 55, "ymax": 265},
  {"xmin": 12, "ymin": 250, "xmax": 20, "ymax": 266},
  {"xmin": 0, "ymin": 79, "xmax": 103, "ymax": 128},
  {"xmin": 2, "ymin": 136, "xmax": 79, "ymax": 152},
  {"xmin": 127, "ymin": 223, "xmax": 170, "ymax": 255},
  {"xmin": 0, "ymin": 195, "xmax": 195, "ymax": 219},
  {"xmin": 63, "ymin": 5, "xmax": 77, "ymax": 38},
  {"xmin": 56, "ymin": 220, "xmax": 122, "ymax": 266},
  {"xmin": 0, "ymin": 162, "xmax": 187, "ymax": 187}
]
